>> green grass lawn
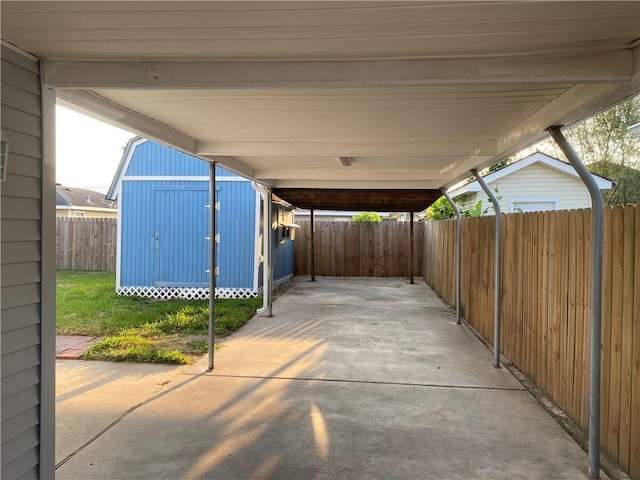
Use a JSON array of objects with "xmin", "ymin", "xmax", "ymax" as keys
[{"xmin": 57, "ymin": 271, "xmax": 261, "ymax": 364}]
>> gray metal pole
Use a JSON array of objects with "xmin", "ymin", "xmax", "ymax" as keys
[
  {"xmin": 471, "ymin": 169, "xmax": 502, "ymax": 368},
  {"xmin": 310, "ymin": 208, "xmax": 316, "ymax": 281},
  {"xmin": 409, "ymin": 212, "xmax": 415, "ymax": 284},
  {"xmin": 207, "ymin": 162, "xmax": 217, "ymax": 371},
  {"xmin": 442, "ymin": 189, "xmax": 462, "ymax": 324},
  {"xmin": 253, "ymin": 182, "xmax": 271, "ymax": 316},
  {"xmin": 547, "ymin": 126, "xmax": 603, "ymax": 479},
  {"xmin": 267, "ymin": 189, "xmax": 274, "ymax": 317}
]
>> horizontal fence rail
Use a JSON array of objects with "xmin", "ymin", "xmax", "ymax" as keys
[
  {"xmin": 294, "ymin": 221, "xmax": 424, "ymax": 277},
  {"xmin": 56, "ymin": 217, "xmax": 117, "ymax": 272},
  {"xmin": 423, "ymin": 205, "xmax": 640, "ymax": 480}
]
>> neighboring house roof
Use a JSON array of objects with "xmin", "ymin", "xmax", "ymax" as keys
[
  {"xmin": 628, "ymin": 122, "xmax": 640, "ymax": 135},
  {"xmin": 447, "ymin": 152, "xmax": 612, "ymax": 198},
  {"xmin": 56, "ymin": 184, "xmax": 116, "ymax": 209}
]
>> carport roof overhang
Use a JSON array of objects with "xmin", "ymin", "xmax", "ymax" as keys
[
  {"xmin": 272, "ymin": 188, "xmax": 442, "ymax": 212},
  {"xmin": 3, "ymin": 1, "xmax": 640, "ymax": 209}
]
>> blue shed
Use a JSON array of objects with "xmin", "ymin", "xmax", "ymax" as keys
[{"xmin": 106, "ymin": 137, "xmax": 294, "ymax": 299}]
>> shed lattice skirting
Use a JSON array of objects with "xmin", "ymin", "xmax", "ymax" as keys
[{"xmin": 116, "ymin": 286, "xmax": 257, "ymax": 300}]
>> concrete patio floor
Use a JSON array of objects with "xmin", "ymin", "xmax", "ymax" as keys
[{"xmin": 56, "ymin": 277, "xmax": 602, "ymax": 479}]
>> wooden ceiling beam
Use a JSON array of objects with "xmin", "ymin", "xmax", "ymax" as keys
[{"xmin": 273, "ymin": 188, "xmax": 441, "ymax": 212}]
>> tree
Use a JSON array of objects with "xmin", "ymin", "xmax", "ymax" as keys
[
  {"xmin": 588, "ymin": 161, "xmax": 640, "ymax": 205},
  {"xmin": 425, "ymin": 196, "xmax": 490, "ymax": 220},
  {"xmin": 352, "ymin": 212, "xmax": 382, "ymax": 223},
  {"xmin": 425, "ymin": 196, "xmax": 455, "ymax": 220},
  {"xmin": 509, "ymin": 95, "xmax": 640, "ymax": 205}
]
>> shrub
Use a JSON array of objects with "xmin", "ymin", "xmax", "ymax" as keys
[{"xmin": 352, "ymin": 212, "xmax": 382, "ymax": 223}]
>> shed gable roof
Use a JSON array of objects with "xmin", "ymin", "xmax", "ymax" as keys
[{"xmin": 106, "ymin": 136, "xmax": 147, "ymax": 200}]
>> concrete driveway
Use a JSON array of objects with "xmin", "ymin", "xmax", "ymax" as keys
[{"xmin": 56, "ymin": 277, "xmax": 600, "ymax": 479}]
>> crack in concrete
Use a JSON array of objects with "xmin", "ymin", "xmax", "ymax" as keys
[{"xmin": 200, "ymin": 373, "xmax": 527, "ymax": 391}]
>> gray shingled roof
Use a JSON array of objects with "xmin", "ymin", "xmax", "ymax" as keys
[{"xmin": 55, "ymin": 184, "xmax": 115, "ymax": 209}]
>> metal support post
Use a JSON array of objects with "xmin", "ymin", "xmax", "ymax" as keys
[
  {"xmin": 310, "ymin": 208, "xmax": 316, "ymax": 281},
  {"xmin": 471, "ymin": 169, "xmax": 502, "ymax": 368},
  {"xmin": 442, "ymin": 189, "xmax": 462, "ymax": 324},
  {"xmin": 252, "ymin": 182, "xmax": 273, "ymax": 317},
  {"xmin": 409, "ymin": 212, "xmax": 415, "ymax": 284},
  {"xmin": 266, "ymin": 189, "xmax": 273, "ymax": 317},
  {"xmin": 207, "ymin": 162, "xmax": 217, "ymax": 371},
  {"xmin": 548, "ymin": 126, "xmax": 603, "ymax": 479},
  {"xmin": 251, "ymin": 182, "xmax": 273, "ymax": 317}
]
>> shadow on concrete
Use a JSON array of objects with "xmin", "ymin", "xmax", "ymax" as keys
[{"xmin": 56, "ymin": 278, "xmax": 599, "ymax": 480}]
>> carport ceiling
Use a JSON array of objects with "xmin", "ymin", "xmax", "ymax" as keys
[
  {"xmin": 3, "ymin": 1, "xmax": 640, "ymax": 200},
  {"xmin": 273, "ymin": 188, "xmax": 442, "ymax": 212}
]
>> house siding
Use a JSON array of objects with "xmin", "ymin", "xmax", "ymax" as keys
[
  {"xmin": 1, "ymin": 45, "xmax": 46, "ymax": 479},
  {"xmin": 273, "ymin": 231, "xmax": 294, "ymax": 282},
  {"xmin": 55, "ymin": 208, "xmax": 117, "ymax": 218},
  {"xmin": 257, "ymin": 205, "xmax": 295, "ymax": 288},
  {"xmin": 459, "ymin": 163, "xmax": 592, "ymax": 213}
]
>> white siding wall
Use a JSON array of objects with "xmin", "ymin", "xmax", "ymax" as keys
[
  {"xmin": 458, "ymin": 163, "xmax": 592, "ymax": 213},
  {"xmin": 1, "ymin": 45, "xmax": 47, "ymax": 479}
]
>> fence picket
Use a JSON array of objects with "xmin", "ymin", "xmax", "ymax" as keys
[
  {"xmin": 295, "ymin": 221, "xmax": 426, "ymax": 277},
  {"xmin": 422, "ymin": 205, "xmax": 640, "ymax": 480},
  {"xmin": 56, "ymin": 217, "xmax": 117, "ymax": 272}
]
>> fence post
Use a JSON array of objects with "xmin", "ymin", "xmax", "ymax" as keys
[
  {"xmin": 311, "ymin": 209, "xmax": 316, "ymax": 281},
  {"xmin": 442, "ymin": 189, "xmax": 462, "ymax": 324},
  {"xmin": 409, "ymin": 212, "xmax": 415, "ymax": 284}
]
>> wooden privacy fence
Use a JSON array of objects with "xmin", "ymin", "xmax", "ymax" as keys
[
  {"xmin": 56, "ymin": 217, "xmax": 117, "ymax": 272},
  {"xmin": 424, "ymin": 205, "xmax": 640, "ymax": 480},
  {"xmin": 294, "ymin": 221, "xmax": 424, "ymax": 277}
]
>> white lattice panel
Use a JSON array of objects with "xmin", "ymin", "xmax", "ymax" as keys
[{"xmin": 117, "ymin": 286, "xmax": 257, "ymax": 300}]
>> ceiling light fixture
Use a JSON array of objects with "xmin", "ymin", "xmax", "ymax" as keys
[{"xmin": 338, "ymin": 156, "xmax": 352, "ymax": 167}]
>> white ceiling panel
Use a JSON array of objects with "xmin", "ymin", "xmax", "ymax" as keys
[
  {"xmin": 2, "ymin": 1, "xmax": 639, "ymax": 191},
  {"xmin": 91, "ymin": 85, "xmax": 570, "ymax": 143}
]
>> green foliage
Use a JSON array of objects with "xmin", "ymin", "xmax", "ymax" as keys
[
  {"xmin": 488, "ymin": 158, "xmax": 510, "ymax": 173},
  {"xmin": 568, "ymin": 97, "xmax": 640, "ymax": 205},
  {"xmin": 57, "ymin": 271, "xmax": 262, "ymax": 364},
  {"xmin": 588, "ymin": 160, "xmax": 640, "ymax": 205},
  {"xmin": 566, "ymin": 97, "xmax": 640, "ymax": 167},
  {"xmin": 426, "ymin": 196, "xmax": 455, "ymax": 220},
  {"xmin": 352, "ymin": 211, "xmax": 382, "ymax": 223},
  {"xmin": 148, "ymin": 305, "xmax": 209, "ymax": 334},
  {"xmin": 56, "ymin": 271, "xmax": 209, "ymax": 336},
  {"xmin": 84, "ymin": 334, "xmax": 190, "ymax": 364},
  {"xmin": 463, "ymin": 200, "xmax": 485, "ymax": 217},
  {"xmin": 186, "ymin": 338, "xmax": 209, "ymax": 354},
  {"xmin": 427, "ymin": 188, "xmax": 504, "ymax": 220},
  {"xmin": 513, "ymin": 96, "xmax": 640, "ymax": 205}
]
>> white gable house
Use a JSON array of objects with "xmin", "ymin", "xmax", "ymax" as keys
[{"xmin": 448, "ymin": 152, "xmax": 612, "ymax": 213}]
